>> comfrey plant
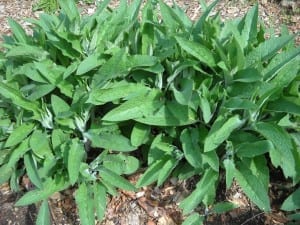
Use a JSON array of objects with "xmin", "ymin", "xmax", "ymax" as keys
[{"xmin": 0, "ymin": 0, "xmax": 299, "ymax": 224}]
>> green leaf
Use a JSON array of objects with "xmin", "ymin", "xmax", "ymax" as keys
[
  {"xmin": 212, "ymin": 202, "xmax": 238, "ymax": 214},
  {"xmin": 182, "ymin": 213, "xmax": 204, "ymax": 225},
  {"xmin": 93, "ymin": 182, "xmax": 107, "ymax": 221},
  {"xmin": 24, "ymin": 153, "xmax": 43, "ymax": 189},
  {"xmin": 5, "ymin": 44, "xmax": 49, "ymax": 60},
  {"xmin": 136, "ymin": 159, "xmax": 166, "ymax": 187},
  {"xmin": 236, "ymin": 140, "xmax": 274, "ymax": 158},
  {"xmin": 157, "ymin": 157, "xmax": 179, "ymax": 186},
  {"xmin": 58, "ymin": 0, "xmax": 80, "ymax": 21},
  {"xmin": 180, "ymin": 168, "xmax": 218, "ymax": 214},
  {"xmin": 5, "ymin": 123, "xmax": 35, "ymax": 147},
  {"xmin": 102, "ymin": 154, "xmax": 139, "ymax": 175},
  {"xmin": 15, "ymin": 177, "xmax": 69, "ymax": 206},
  {"xmin": 136, "ymin": 101, "xmax": 197, "ymax": 126},
  {"xmin": 245, "ymin": 35, "xmax": 295, "ymax": 67},
  {"xmin": 0, "ymin": 164, "xmax": 13, "ymax": 185},
  {"xmin": 224, "ymin": 97, "xmax": 258, "ymax": 110},
  {"xmin": 75, "ymin": 183, "xmax": 95, "ymax": 225},
  {"xmin": 180, "ymin": 128, "xmax": 203, "ymax": 168},
  {"xmin": 223, "ymin": 158, "xmax": 235, "ymax": 189},
  {"xmin": 102, "ymin": 89, "xmax": 162, "ymax": 122},
  {"xmin": 51, "ymin": 95, "xmax": 70, "ymax": 116},
  {"xmin": 30, "ymin": 130, "xmax": 53, "ymax": 159},
  {"xmin": 203, "ymin": 151, "xmax": 219, "ymax": 171},
  {"xmin": 8, "ymin": 18, "xmax": 29, "ymax": 44},
  {"xmin": 171, "ymin": 78, "xmax": 193, "ymax": 106},
  {"xmin": 262, "ymin": 46, "xmax": 300, "ymax": 80},
  {"xmin": 0, "ymin": 82, "xmax": 41, "ymax": 118},
  {"xmin": 68, "ymin": 139, "xmax": 86, "ymax": 185},
  {"xmin": 76, "ymin": 54, "xmax": 105, "ymax": 75},
  {"xmin": 99, "ymin": 167, "xmax": 137, "ymax": 191},
  {"xmin": 233, "ymin": 68, "xmax": 262, "ymax": 83},
  {"xmin": 255, "ymin": 122, "xmax": 298, "ymax": 181},
  {"xmin": 240, "ymin": 4, "xmax": 258, "ymax": 48},
  {"xmin": 86, "ymin": 132, "xmax": 136, "ymax": 152},
  {"xmin": 281, "ymin": 188, "xmax": 300, "ymax": 211},
  {"xmin": 204, "ymin": 115, "xmax": 244, "ymax": 152},
  {"xmin": 175, "ymin": 36, "xmax": 216, "ymax": 67},
  {"xmin": 88, "ymin": 82, "xmax": 149, "ymax": 106},
  {"xmin": 130, "ymin": 123, "xmax": 150, "ymax": 147},
  {"xmin": 8, "ymin": 138, "xmax": 30, "ymax": 167},
  {"xmin": 36, "ymin": 200, "xmax": 51, "ymax": 225},
  {"xmin": 235, "ymin": 161, "xmax": 271, "ymax": 211},
  {"xmin": 267, "ymin": 98, "xmax": 300, "ymax": 116}
]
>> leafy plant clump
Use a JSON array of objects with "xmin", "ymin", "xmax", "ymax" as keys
[{"xmin": 0, "ymin": 0, "xmax": 299, "ymax": 224}]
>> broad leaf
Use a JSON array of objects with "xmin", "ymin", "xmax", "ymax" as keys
[
  {"xmin": 130, "ymin": 123, "xmax": 150, "ymax": 147},
  {"xmin": 255, "ymin": 122, "xmax": 298, "ymax": 181},
  {"xmin": 175, "ymin": 36, "xmax": 216, "ymax": 67},
  {"xmin": 204, "ymin": 115, "xmax": 244, "ymax": 152},
  {"xmin": 86, "ymin": 132, "xmax": 136, "ymax": 152},
  {"xmin": 180, "ymin": 128, "xmax": 203, "ymax": 168},
  {"xmin": 235, "ymin": 161, "xmax": 271, "ymax": 211},
  {"xmin": 5, "ymin": 123, "xmax": 35, "ymax": 147}
]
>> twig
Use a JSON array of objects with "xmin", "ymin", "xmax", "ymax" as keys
[{"xmin": 240, "ymin": 212, "xmax": 265, "ymax": 225}]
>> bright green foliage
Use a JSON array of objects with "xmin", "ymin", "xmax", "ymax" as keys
[{"xmin": 0, "ymin": 0, "xmax": 299, "ymax": 224}]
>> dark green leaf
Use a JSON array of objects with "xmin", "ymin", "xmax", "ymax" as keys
[
  {"xmin": 93, "ymin": 182, "xmax": 107, "ymax": 221},
  {"xmin": 236, "ymin": 140, "xmax": 273, "ymax": 158},
  {"xmin": 24, "ymin": 153, "xmax": 43, "ymax": 189}
]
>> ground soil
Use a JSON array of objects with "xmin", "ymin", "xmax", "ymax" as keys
[{"xmin": 0, "ymin": 1, "xmax": 299, "ymax": 225}]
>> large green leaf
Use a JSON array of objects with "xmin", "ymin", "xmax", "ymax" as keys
[
  {"xmin": 204, "ymin": 115, "xmax": 244, "ymax": 152},
  {"xmin": 88, "ymin": 82, "xmax": 150, "ymax": 106},
  {"xmin": 5, "ymin": 45, "xmax": 49, "ymax": 60},
  {"xmin": 5, "ymin": 123, "xmax": 35, "ymax": 147},
  {"xmin": 75, "ymin": 183, "xmax": 95, "ymax": 225},
  {"xmin": 136, "ymin": 101, "xmax": 198, "ymax": 126},
  {"xmin": 180, "ymin": 128, "xmax": 203, "ymax": 168},
  {"xmin": 245, "ymin": 35, "xmax": 294, "ymax": 67},
  {"xmin": 86, "ymin": 132, "xmax": 136, "ymax": 152},
  {"xmin": 93, "ymin": 182, "xmax": 107, "ymax": 221},
  {"xmin": 255, "ymin": 122, "xmax": 298, "ymax": 181},
  {"xmin": 175, "ymin": 36, "xmax": 216, "ymax": 67},
  {"xmin": 267, "ymin": 97, "xmax": 300, "ymax": 116},
  {"xmin": 30, "ymin": 130, "xmax": 53, "ymax": 159},
  {"xmin": 236, "ymin": 140, "xmax": 274, "ymax": 158},
  {"xmin": 235, "ymin": 161, "xmax": 271, "ymax": 211}
]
